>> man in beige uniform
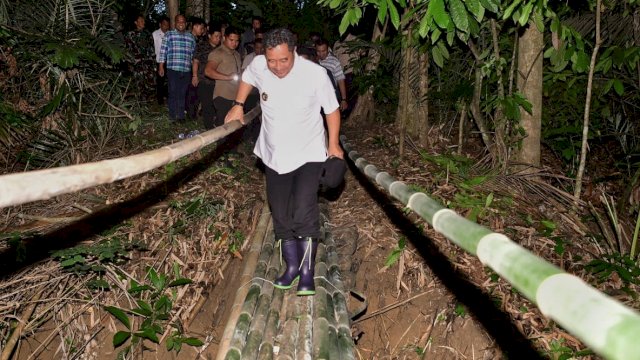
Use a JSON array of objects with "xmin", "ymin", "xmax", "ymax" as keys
[{"xmin": 204, "ymin": 26, "xmax": 241, "ymax": 127}]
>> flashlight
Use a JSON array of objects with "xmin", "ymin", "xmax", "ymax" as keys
[{"xmin": 231, "ymin": 73, "xmax": 239, "ymax": 81}]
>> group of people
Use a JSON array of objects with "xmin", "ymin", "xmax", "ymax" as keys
[{"xmin": 124, "ymin": 14, "xmax": 352, "ymax": 130}]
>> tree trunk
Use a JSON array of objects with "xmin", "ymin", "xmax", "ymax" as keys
[
  {"xmin": 168, "ymin": 0, "xmax": 179, "ymax": 28},
  {"xmin": 491, "ymin": 19, "xmax": 508, "ymax": 170},
  {"xmin": 404, "ymin": 50, "xmax": 429, "ymax": 148},
  {"xmin": 204, "ymin": 0, "xmax": 210, "ymax": 22},
  {"xmin": 350, "ymin": 20, "xmax": 386, "ymax": 124},
  {"xmin": 186, "ymin": 0, "xmax": 204, "ymax": 18},
  {"xmin": 514, "ymin": 20, "xmax": 543, "ymax": 169}
]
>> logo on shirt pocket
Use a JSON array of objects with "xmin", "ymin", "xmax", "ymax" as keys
[{"xmin": 261, "ymin": 92, "xmax": 268, "ymax": 102}]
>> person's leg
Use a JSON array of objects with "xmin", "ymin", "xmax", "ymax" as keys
[
  {"xmin": 265, "ymin": 166, "xmax": 299, "ymax": 289},
  {"xmin": 176, "ymin": 71, "xmax": 192, "ymax": 122},
  {"xmin": 185, "ymin": 83, "xmax": 199, "ymax": 120},
  {"xmin": 213, "ymin": 97, "xmax": 233, "ymax": 127},
  {"xmin": 166, "ymin": 69, "xmax": 178, "ymax": 120},
  {"xmin": 198, "ymin": 80, "xmax": 216, "ymax": 129},
  {"xmin": 290, "ymin": 162, "xmax": 323, "ymax": 296}
]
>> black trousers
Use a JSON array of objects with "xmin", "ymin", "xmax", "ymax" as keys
[
  {"xmin": 265, "ymin": 162, "xmax": 323, "ymax": 240},
  {"xmin": 213, "ymin": 96, "xmax": 233, "ymax": 127},
  {"xmin": 198, "ymin": 80, "xmax": 216, "ymax": 129},
  {"xmin": 155, "ymin": 70, "xmax": 168, "ymax": 105}
]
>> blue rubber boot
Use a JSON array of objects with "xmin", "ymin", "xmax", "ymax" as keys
[
  {"xmin": 274, "ymin": 238, "xmax": 300, "ymax": 289},
  {"xmin": 297, "ymin": 237, "xmax": 319, "ymax": 296}
]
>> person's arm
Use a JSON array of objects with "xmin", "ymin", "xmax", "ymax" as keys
[
  {"xmin": 158, "ymin": 35, "xmax": 168, "ymax": 77},
  {"xmin": 224, "ymin": 80, "xmax": 254, "ymax": 124},
  {"xmin": 325, "ymin": 109, "xmax": 343, "ymax": 159},
  {"xmin": 204, "ymin": 60, "xmax": 237, "ymax": 81},
  {"xmin": 337, "ymin": 79, "xmax": 348, "ymax": 111},
  {"xmin": 191, "ymin": 59, "xmax": 200, "ymax": 86}
]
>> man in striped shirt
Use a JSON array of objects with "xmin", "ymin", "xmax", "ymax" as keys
[
  {"xmin": 316, "ymin": 39, "xmax": 348, "ymax": 112},
  {"xmin": 158, "ymin": 14, "xmax": 196, "ymax": 122}
]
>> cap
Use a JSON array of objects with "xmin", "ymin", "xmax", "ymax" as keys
[{"xmin": 320, "ymin": 156, "xmax": 347, "ymax": 188}]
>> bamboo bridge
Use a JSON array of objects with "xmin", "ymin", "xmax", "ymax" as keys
[{"xmin": 1, "ymin": 108, "xmax": 640, "ymax": 360}]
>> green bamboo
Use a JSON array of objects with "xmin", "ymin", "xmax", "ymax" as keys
[
  {"xmin": 228, "ymin": 312, "xmax": 251, "ymax": 352},
  {"xmin": 332, "ymin": 291, "xmax": 350, "ymax": 330},
  {"xmin": 327, "ymin": 324, "xmax": 340, "ymax": 360},
  {"xmin": 341, "ymin": 135, "xmax": 640, "ymax": 360},
  {"xmin": 313, "ymin": 287, "xmax": 330, "ymax": 323},
  {"xmin": 336, "ymin": 326, "xmax": 355, "ymax": 360},
  {"xmin": 224, "ymin": 348, "xmax": 241, "ymax": 360},
  {"xmin": 257, "ymin": 342, "xmax": 273, "ymax": 360},
  {"xmin": 296, "ymin": 311, "xmax": 313, "ymax": 359},
  {"xmin": 277, "ymin": 319, "xmax": 298, "ymax": 359},
  {"xmin": 312, "ymin": 317, "xmax": 331, "ymax": 360},
  {"xmin": 241, "ymin": 293, "xmax": 271, "ymax": 358}
]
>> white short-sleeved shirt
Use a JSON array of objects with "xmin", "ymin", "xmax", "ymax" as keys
[{"xmin": 242, "ymin": 53, "xmax": 339, "ymax": 174}]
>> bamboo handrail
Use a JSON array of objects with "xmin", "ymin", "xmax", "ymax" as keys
[
  {"xmin": 341, "ymin": 134, "xmax": 640, "ymax": 360},
  {"xmin": 0, "ymin": 107, "xmax": 261, "ymax": 210}
]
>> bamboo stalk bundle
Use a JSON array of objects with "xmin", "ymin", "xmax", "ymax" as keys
[
  {"xmin": 341, "ymin": 135, "xmax": 640, "ymax": 360},
  {"xmin": 216, "ymin": 205, "xmax": 270, "ymax": 360},
  {"xmin": 332, "ymin": 291, "xmax": 350, "ymax": 330},
  {"xmin": 313, "ymin": 287, "xmax": 330, "ymax": 324},
  {"xmin": 228, "ymin": 312, "xmax": 251, "ymax": 354},
  {"xmin": 327, "ymin": 324, "xmax": 340, "ymax": 360},
  {"xmin": 242, "ymin": 293, "xmax": 271, "ymax": 357},
  {"xmin": 0, "ymin": 107, "xmax": 261, "ymax": 209},
  {"xmin": 257, "ymin": 342, "xmax": 274, "ymax": 360},
  {"xmin": 336, "ymin": 326, "xmax": 356, "ymax": 360}
]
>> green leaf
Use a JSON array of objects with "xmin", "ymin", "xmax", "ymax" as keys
[
  {"xmin": 136, "ymin": 299, "xmax": 153, "ymax": 313},
  {"xmin": 503, "ymin": 0, "xmax": 522, "ymax": 20},
  {"xmin": 385, "ymin": 248, "xmax": 402, "ymax": 266},
  {"xmin": 388, "ymin": 0, "xmax": 400, "ymax": 29},
  {"xmin": 105, "ymin": 306, "xmax": 131, "ymax": 330},
  {"xmin": 613, "ymin": 79, "xmax": 624, "ymax": 95},
  {"xmin": 429, "ymin": 0, "xmax": 450, "ymax": 29},
  {"xmin": 168, "ymin": 278, "xmax": 193, "ymax": 287},
  {"xmin": 432, "ymin": 45, "xmax": 444, "ymax": 67},
  {"xmin": 137, "ymin": 327, "xmax": 160, "ymax": 343},
  {"xmin": 430, "ymin": 27, "xmax": 441, "ymax": 43},
  {"xmin": 479, "ymin": 0, "xmax": 498, "ymax": 13},
  {"xmin": 128, "ymin": 284, "xmax": 153, "ymax": 294},
  {"xmin": 113, "ymin": 331, "xmax": 131, "ymax": 347},
  {"xmin": 449, "ymin": 0, "xmax": 469, "ymax": 33},
  {"xmin": 329, "ymin": 0, "xmax": 341, "ymax": 9},
  {"xmin": 339, "ymin": 12, "xmax": 351, "ymax": 35},
  {"xmin": 518, "ymin": 2, "xmax": 533, "ymax": 26},
  {"xmin": 485, "ymin": 192, "xmax": 494, "ymax": 207},
  {"xmin": 465, "ymin": 0, "xmax": 483, "ymax": 21},
  {"xmin": 182, "ymin": 337, "xmax": 204, "ymax": 347},
  {"xmin": 419, "ymin": 12, "xmax": 432, "ymax": 38},
  {"xmin": 378, "ymin": 0, "xmax": 388, "ymax": 24}
]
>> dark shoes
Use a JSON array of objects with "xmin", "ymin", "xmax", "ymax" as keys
[
  {"xmin": 297, "ymin": 237, "xmax": 318, "ymax": 296},
  {"xmin": 273, "ymin": 236, "xmax": 319, "ymax": 296},
  {"xmin": 274, "ymin": 238, "xmax": 300, "ymax": 290}
]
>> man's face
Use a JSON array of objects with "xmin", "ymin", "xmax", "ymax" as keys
[
  {"xmin": 135, "ymin": 17, "xmax": 145, "ymax": 31},
  {"xmin": 254, "ymin": 42, "xmax": 264, "ymax": 55},
  {"xmin": 192, "ymin": 23, "xmax": 205, "ymax": 36},
  {"xmin": 175, "ymin": 16, "xmax": 187, "ymax": 32},
  {"xmin": 160, "ymin": 20, "xmax": 170, "ymax": 33},
  {"xmin": 209, "ymin": 31, "xmax": 222, "ymax": 46},
  {"xmin": 252, "ymin": 19, "xmax": 261, "ymax": 30},
  {"xmin": 266, "ymin": 44, "xmax": 295, "ymax": 79},
  {"xmin": 223, "ymin": 33, "xmax": 240, "ymax": 50},
  {"xmin": 315, "ymin": 44, "xmax": 329, "ymax": 61}
]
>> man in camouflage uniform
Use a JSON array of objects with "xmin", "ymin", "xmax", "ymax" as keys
[{"xmin": 125, "ymin": 15, "xmax": 156, "ymax": 100}]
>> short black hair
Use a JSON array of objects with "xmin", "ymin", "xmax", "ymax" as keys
[
  {"xmin": 159, "ymin": 16, "xmax": 170, "ymax": 23},
  {"xmin": 208, "ymin": 23, "xmax": 222, "ymax": 34},
  {"xmin": 252, "ymin": 16, "xmax": 263, "ymax": 22},
  {"xmin": 254, "ymin": 38, "xmax": 263, "ymax": 45},
  {"xmin": 190, "ymin": 17, "xmax": 205, "ymax": 26},
  {"xmin": 224, "ymin": 26, "xmax": 241, "ymax": 36},
  {"xmin": 315, "ymin": 38, "xmax": 330, "ymax": 47},
  {"xmin": 264, "ymin": 28, "xmax": 296, "ymax": 50}
]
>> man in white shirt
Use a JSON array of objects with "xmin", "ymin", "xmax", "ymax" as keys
[
  {"xmin": 152, "ymin": 17, "xmax": 170, "ymax": 105},
  {"xmin": 225, "ymin": 28, "xmax": 343, "ymax": 296},
  {"xmin": 241, "ymin": 38, "xmax": 264, "ymax": 70}
]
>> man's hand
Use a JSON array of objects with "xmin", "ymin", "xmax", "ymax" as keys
[
  {"xmin": 328, "ymin": 143, "xmax": 344, "ymax": 159},
  {"xmin": 191, "ymin": 76, "xmax": 199, "ymax": 86},
  {"xmin": 225, "ymin": 104, "xmax": 245, "ymax": 124},
  {"xmin": 340, "ymin": 99, "xmax": 348, "ymax": 112},
  {"xmin": 158, "ymin": 64, "xmax": 165, "ymax": 77}
]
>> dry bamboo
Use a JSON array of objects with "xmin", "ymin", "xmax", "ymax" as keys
[
  {"xmin": 0, "ymin": 107, "xmax": 261, "ymax": 209},
  {"xmin": 1, "ymin": 284, "xmax": 46, "ymax": 360}
]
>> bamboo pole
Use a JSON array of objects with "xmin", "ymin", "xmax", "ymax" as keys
[
  {"xmin": 341, "ymin": 135, "xmax": 640, "ymax": 360},
  {"xmin": 0, "ymin": 107, "xmax": 261, "ymax": 209},
  {"xmin": 216, "ymin": 203, "xmax": 270, "ymax": 360}
]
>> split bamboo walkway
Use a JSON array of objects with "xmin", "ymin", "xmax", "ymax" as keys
[{"xmin": 216, "ymin": 202, "xmax": 358, "ymax": 360}]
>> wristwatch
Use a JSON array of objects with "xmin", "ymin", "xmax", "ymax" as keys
[{"xmin": 232, "ymin": 100, "xmax": 244, "ymax": 107}]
